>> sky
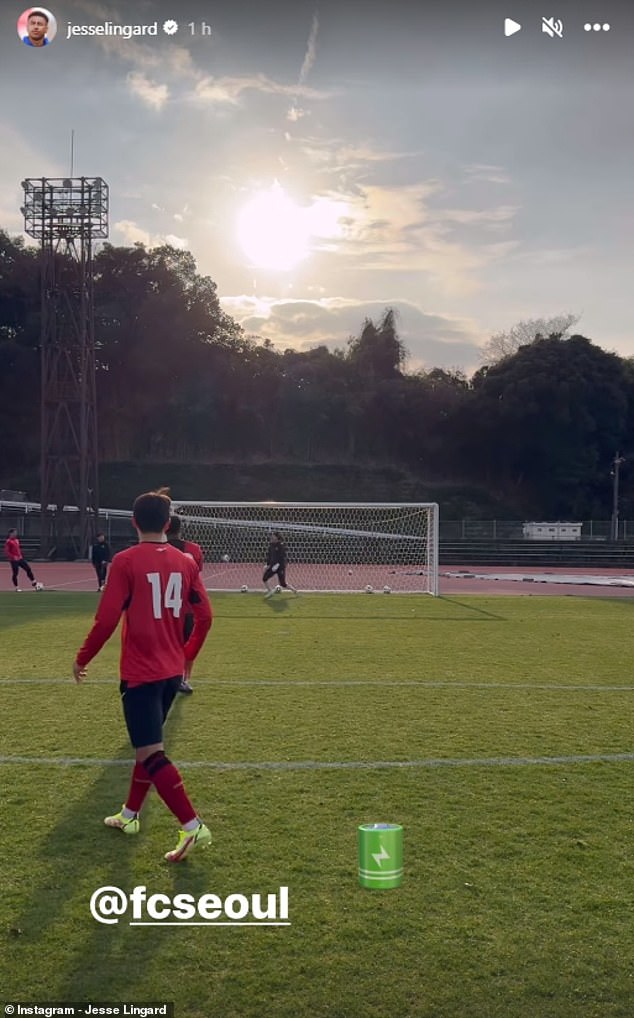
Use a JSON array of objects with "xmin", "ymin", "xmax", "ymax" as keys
[{"xmin": 1, "ymin": 0, "xmax": 633, "ymax": 373}]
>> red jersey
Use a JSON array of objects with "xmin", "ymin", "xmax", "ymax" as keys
[
  {"xmin": 4, "ymin": 537, "xmax": 22, "ymax": 561},
  {"xmin": 76, "ymin": 541, "xmax": 212, "ymax": 685},
  {"xmin": 184, "ymin": 540, "xmax": 204, "ymax": 573},
  {"xmin": 168, "ymin": 537, "xmax": 204, "ymax": 573}
]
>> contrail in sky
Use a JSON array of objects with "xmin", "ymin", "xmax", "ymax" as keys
[
  {"xmin": 299, "ymin": 10, "xmax": 320, "ymax": 85},
  {"xmin": 287, "ymin": 10, "xmax": 319, "ymax": 123}
]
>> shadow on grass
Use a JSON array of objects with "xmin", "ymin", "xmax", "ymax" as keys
[
  {"xmin": 265, "ymin": 596, "xmax": 291, "ymax": 615},
  {"xmin": 7, "ymin": 691, "xmax": 213, "ymax": 1001},
  {"xmin": 0, "ymin": 591, "xmax": 100, "ymax": 633},
  {"xmin": 221, "ymin": 608, "xmax": 501, "ymax": 621},
  {"xmin": 438, "ymin": 596, "xmax": 507, "ymax": 621}
]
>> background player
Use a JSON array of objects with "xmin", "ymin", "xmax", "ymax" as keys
[
  {"xmin": 91, "ymin": 531, "xmax": 111, "ymax": 591},
  {"xmin": 73, "ymin": 488, "xmax": 213, "ymax": 862},
  {"xmin": 4, "ymin": 528, "xmax": 41, "ymax": 591},
  {"xmin": 263, "ymin": 531, "xmax": 298, "ymax": 596},
  {"xmin": 166, "ymin": 512, "xmax": 204, "ymax": 694}
]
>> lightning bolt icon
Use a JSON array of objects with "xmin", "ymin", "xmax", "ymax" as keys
[{"xmin": 372, "ymin": 844, "xmax": 390, "ymax": 868}]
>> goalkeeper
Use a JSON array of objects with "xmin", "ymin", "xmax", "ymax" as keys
[{"xmin": 263, "ymin": 532, "xmax": 298, "ymax": 596}]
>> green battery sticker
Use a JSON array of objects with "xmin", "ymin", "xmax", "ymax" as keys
[{"xmin": 358, "ymin": 823, "xmax": 403, "ymax": 889}]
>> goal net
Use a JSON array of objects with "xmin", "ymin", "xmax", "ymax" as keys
[{"xmin": 173, "ymin": 501, "xmax": 439, "ymax": 595}]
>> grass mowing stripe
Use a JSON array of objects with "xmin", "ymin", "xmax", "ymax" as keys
[
  {"xmin": 2, "ymin": 678, "xmax": 634, "ymax": 690},
  {"xmin": 2, "ymin": 752, "xmax": 634, "ymax": 769}
]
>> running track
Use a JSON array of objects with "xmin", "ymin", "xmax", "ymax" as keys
[{"xmin": 7, "ymin": 561, "xmax": 634, "ymax": 597}]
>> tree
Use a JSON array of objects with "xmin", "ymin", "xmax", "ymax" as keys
[
  {"xmin": 0, "ymin": 232, "xmax": 40, "ymax": 477},
  {"xmin": 92, "ymin": 242, "xmax": 245, "ymax": 459},
  {"xmin": 0, "ymin": 230, "xmax": 40, "ymax": 347},
  {"xmin": 347, "ymin": 308, "xmax": 406, "ymax": 381},
  {"xmin": 466, "ymin": 335, "xmax": 628, "ymax": 515},
  {"xmin": 480, "ymin": 313, "xmax": 580, "ymax": 366}
]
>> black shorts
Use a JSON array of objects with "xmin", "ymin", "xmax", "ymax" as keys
[
  {"xmin": 263, "ymin": 565, "xmax": 286, "ymax": 586},
  {"xmin": 183, "ymin": 612, "xmax": 194, "ymax": 642},
  {"xmin": 119, "ymin": 676, "xmax": 181, "ymax": 749}
]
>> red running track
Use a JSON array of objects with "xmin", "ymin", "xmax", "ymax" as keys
[{"xmin": 5, "ymin": 561, "xmax": 634, "ymax": 597}]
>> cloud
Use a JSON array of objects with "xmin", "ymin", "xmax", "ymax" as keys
[
  {"xmin": 74, "ymin": 0, "xmax": 327, "ymax": 123},
  {"xmin": 113, "ymin": 220, "xmax": 188, "ymax": 249},
  {"xmin": 172, "ymin": 204, "xmax": 191, "ymax": 224},
  {"xmin": 307, "ymin": 183, "xmax": 490, "ymax": 294},
  {"xmin": 513, "ymin": 245, "xmax": 594, "ymax": 265},
  {"xmin": 287, "ymin": 106, "xmax": 307, "ymax": 123},
  {"xmin": 220, "ymin": 295, "xmax": 483, "ymax": 371},
  {"xmin": 464, "ymin": 164, "xmax": 512, "ymax": 186},
  {"xmin": 164, "ymin": 234, "xmax": 189, "ymax": 249},
  {"xmin": 439, "ymin": 206, "xmax": 518, "ymax": 227},
  {"xmin": 74, "ymin": 0, "xmax": 197, "ymax": 78},
  {"xmin": 296, "ymin": 139, "xmax": 423, "ymax": 186},
  {"xmin": 127, "ymin": 72, "xmax": 169, "ymax": 110},
  {"xmin": 0, "ymin": 125, "xmax": 65, "ymax": 232},
  {"xmin": 302, "ymin": 140, "xmax": 422, "ymax": 172},
  {"xmin": 192, "ymin": 74, "xmax": 331, "ymax": 106},
  {"xmin": 261, "ymin": 177, "xmax": 520, "ymax": 296},
  {"xmin": 257, "ymin": 134, "xmax": 520, "ymax": 296}
]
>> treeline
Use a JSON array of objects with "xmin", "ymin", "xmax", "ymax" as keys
[{"xmin": 1, "ymin": 228, "xmax": 633, "ymax": 518}]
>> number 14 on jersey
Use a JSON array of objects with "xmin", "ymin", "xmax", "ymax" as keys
[{"xmin": 147, "ymin": 572, "xmax": 183, "ymax": 619}]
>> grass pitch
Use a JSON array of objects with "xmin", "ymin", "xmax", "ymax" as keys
[{"xmin": 1, "ymin": 591, "xmax": 633, "ymax": 1018}]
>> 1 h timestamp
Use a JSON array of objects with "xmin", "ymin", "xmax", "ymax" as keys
[{"xmin": 187, "ymin": 22, "xmax": 212, "ymax": 36}]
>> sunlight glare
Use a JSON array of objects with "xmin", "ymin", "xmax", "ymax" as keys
[{"xmin": 237, "ymin": 183, "xmax": 347, "ymax": 271}]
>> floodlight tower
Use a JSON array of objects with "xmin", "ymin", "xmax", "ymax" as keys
[{"xmin": 21, "ymin": 177, "xmax": 108, "ymax": 558}]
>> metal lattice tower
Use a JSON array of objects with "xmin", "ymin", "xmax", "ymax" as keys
[{"xmin": 21, "ymin": 177, "xmax": 108, "ymax": 558}]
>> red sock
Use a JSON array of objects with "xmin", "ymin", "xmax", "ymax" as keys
[
  {"xmin": 125, "ymin": 761, "xmax": 153, "ymax": 813},
  {"xmin": 143, "ymin": 751, "xmax": 197, "ymax": 826}
]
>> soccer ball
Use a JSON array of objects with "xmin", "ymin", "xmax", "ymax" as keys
[
  {"xmin": 275, "ymin": 584, "xmax": 282, "ymax": 593},
  {"xmin": 365, "ymin": 584, "xmax": 373, "ymax": 593},
  {"xmin": 221, "ymin": 553, "xmax": 230, "ymax": 562},
  {"xmin": 240, "ymin": 584, "xmax": 248, "ymax": 593},
  {"xmin": 383, "ymin": 585, "xmax": 392, "ymax": 594},
  {"xmin": 34, "ymin": 582, "xmax": 44, "ymax": 591}
]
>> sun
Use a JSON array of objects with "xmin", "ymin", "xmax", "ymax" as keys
[
  {"xmin": 237, "ymin": 183, "xmax": 347, "ymax": 272},
  {"xmin": 237, "ymin": 183, "xmax": 309, "ymax": 271}
]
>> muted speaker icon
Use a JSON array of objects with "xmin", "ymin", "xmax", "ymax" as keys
[{"xmin": 542, "ymin": 16, "xmax": 564, "ymax": 37}]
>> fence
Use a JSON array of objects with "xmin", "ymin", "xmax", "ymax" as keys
[
  {"xmin": 0, "ymin": 501, "xmax": 135, "ymax": 557},
  {"xmin": 2, "ymin": 502, "xmax": 634, "ymax": 558},
  {"xmin": 437, "ymin": 520, "xmax": 631, "ymax": 541}
]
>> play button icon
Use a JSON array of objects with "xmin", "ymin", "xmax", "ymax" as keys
[{"xmin": 504, "ymin": 18, "xmax": 522, "ymax": 36}]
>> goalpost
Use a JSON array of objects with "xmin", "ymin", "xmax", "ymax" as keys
[{"xmin": 173, "ymin": 501, "xmax": 439, "ymax": 595}]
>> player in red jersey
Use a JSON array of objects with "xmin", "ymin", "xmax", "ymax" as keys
[
  {"xmin": 4, "ymin": 528, "xmax": 41, "ymax": 591},
  {"xmin": 166, "ymin": 513, "xmax": 204, "ymax": 695},
  {"xmin": 73, "ymin": 489, "xmax": 213, "ymax": 862}
]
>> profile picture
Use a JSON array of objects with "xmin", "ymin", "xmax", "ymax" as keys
[{"xmin": 17, "ymin": 7, "xmax": 57, "ymax": 47}]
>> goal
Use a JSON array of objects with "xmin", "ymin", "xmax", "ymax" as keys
[{"xmin": 173, "ymin": 501, "xmax": 439, "ymax": 595}]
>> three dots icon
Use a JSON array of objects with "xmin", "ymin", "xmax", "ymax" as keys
[{"xmin": 584, "ymin": 22, "xmax": 610, "ymax": 32}]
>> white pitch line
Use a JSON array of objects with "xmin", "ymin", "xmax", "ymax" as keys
[
  {"xmin": 34, "ymin": 579, "xmax": 98, "ymax": 591},
  {"xmin": 0, "ymin": 753, "xmax": 633, "ymax": 770},
  {"xmin": 1, "ymin": 678, "xmax": 634, "ymax": 691}
]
